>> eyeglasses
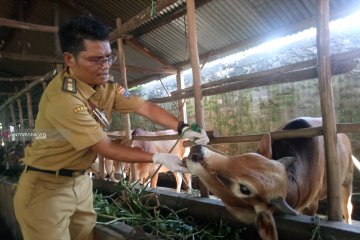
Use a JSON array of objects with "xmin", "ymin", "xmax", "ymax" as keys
[{"xmin": 79, "ymin": 53, "xmax": 118, "ymax": 67}]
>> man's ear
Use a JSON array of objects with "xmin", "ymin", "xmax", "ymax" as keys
[{"xmin": 63, "ymin": 52, "xmax": 74, "ymax": 67}]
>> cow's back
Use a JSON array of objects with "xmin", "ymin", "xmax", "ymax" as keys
[
  {"xmin": 271, "ymin": 117, "xmax": 325, "ymax": 211},
  {"xmin": 271, "ymin": 117, "xmax": 353, "ymax": 214}
]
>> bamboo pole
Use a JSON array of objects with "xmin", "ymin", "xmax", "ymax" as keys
[
  {"xmin": 316, "ymin": 0, "xmax": 342, "ymax": 221},
  {"xmin": 186, "ymin": 0, "xmax": 208, "ymax": 197}
]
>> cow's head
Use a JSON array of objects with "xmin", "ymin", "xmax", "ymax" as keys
[{"xmin": 186, "ymin": 133, "xmax": 297, "ymax": 240}]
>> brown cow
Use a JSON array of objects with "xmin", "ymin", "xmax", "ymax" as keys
[
  {"xmin": 186, "ymin": 117, "xmax": 354, "ymax": 240},
  {"xmin": 130, "ymin": 128, "xmax": 191, "ymax": 192}
]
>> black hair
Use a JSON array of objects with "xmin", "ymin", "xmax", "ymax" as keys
[{"xmin": 59, "ymin": 15, "xmax": 110, "ymax": 56}]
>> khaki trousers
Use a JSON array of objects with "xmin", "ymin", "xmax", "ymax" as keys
[{"xmin": 14, "ymin": 170, "xmax": 96, "ymax": 240}]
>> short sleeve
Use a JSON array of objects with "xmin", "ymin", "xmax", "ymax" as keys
[
  {"xmin": 45, "ymin": 94, "xmax": 106, "ymax": 151},
  {"xmin": 113, "ymin": 84, "xmax": 145, "ymax": 113}
]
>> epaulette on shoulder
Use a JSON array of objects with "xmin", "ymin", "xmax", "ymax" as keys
[{"xmin": 62, "ymin": 77, "xmax": 77, "ymax": 93}]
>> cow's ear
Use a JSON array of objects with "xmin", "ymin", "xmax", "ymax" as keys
[
  {"xmin": 255, "ymin": 210, "xmax": 278, "ymax": 240},
  {"xmin": 257, "ymin": 133, "xmax": 272, "ymax": 159}
]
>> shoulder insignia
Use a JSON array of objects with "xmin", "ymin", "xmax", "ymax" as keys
[
  {"xmin": 73, "ymin": 105, "xmax": 88, "ymax": 113},
  {"xmin": 62, "ymin": 77, "xmax": 77, "ymax": 93},
  {"xmin": 117, "ymin": 85, "xmax": 131, "ymax": 97}
]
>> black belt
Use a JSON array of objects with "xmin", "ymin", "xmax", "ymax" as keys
[{"xmin": 26, "ymin": 165, "xmax": 87, "ymax": 177}]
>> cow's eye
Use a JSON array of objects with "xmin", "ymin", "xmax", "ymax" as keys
[{"xmin": 239, "ymin": 184, "xmax": 251, "ymax": 195}]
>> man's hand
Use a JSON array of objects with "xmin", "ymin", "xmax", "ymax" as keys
[
  {"xmin": 182, "ymin": 127, "xmax": 209, "ymax": 145},
  {"xmin": 152, "ymin": 153, "xmax": 189, "ymax": 173}
]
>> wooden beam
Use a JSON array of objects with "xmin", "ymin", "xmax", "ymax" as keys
[
  {"xmin": 0, "ymin": 17, "xmax": 58, "ymax": 33},
  {"xmin": 0, "ymin": 51, "xmax": 62, "ymax": 63},
  {"xmin": 172, "ymin": 49, "xmax": 360, "ymax": 97},
  {"xmin": 188, "ymin": 123, "xmax": 360, "ymax": 146},
  {"xmin": 132, "ymin": 0, "xmax": 215, "ymax": 37},
  {"xmin": 1, "ymin": 51, "xmax": 175, "ymax": 75},
  {"xmin": 111, "ymin": 64, "xmax": 177, "ymax": 74},
  {"xmin": 149, "ymin": 49, "xmax": 358, "ymax": 104},
  {"xmin": 109, "ymin": 0, "xmax": 180, "ymax": 41},
  {"xmin": 128, "ymin": 74, "xmax": 161, "ymax": 88},
  {"xmin": 0, "ymin": 75, "xmax": 43, "ymax": 82},
  {"xmin": 0, "ymin": 70, "xmax": 55, "ymax": 111},
  {"xmin": 127, "ymin": 39, "xmax": 174, "ymax": 67}
]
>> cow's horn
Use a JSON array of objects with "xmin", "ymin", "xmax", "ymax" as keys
[
  {"xmin": 271, "ymin": 197, "xmax": 297, "ymax": 215},
  {"xmin": 277, "ymin": 156, "xmax": 296, "ymax": 168}
]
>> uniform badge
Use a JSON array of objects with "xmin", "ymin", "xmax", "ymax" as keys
[
  {"xmin": 73, "ymin": 105, "xmax": 88, "ymax": 113},
  {"xmin": 62, "ymin": 77, "xmax": 77, "ymax": 93},
  {"xmin": 117, "ymin": 85, "xmax": 131, "ymax": 97}
]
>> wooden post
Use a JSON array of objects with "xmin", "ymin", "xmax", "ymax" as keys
[
  {"xmin": 116, "ymin": 18, "xmax": 132, "ymax": 141},
  {"xmin": 26, "ymin": 88, "xmax": 34, "ymax": 129},
  {"xmin": 176, "ymin": 69, "xmax": 187, "ymax": 121},
  {"xmin": 9, "ymin": 103, "xmax": 16, "ymax": 142},
  {"xmin": 186, "ymin": 0, "xmax": 209, "ymax": 197},
  {"xmin": 53, "ymin": 1, "xmax": 63, "ymax": 73},
  {"xmin": 316, "ymin": 0, "xmax": 342, "ymax": 221},
  {"xmin": 17, "ymin": 0, "xmax": 27, "ymax": 54},
  {"xmin": 98, "ymin": 155, "xmax": 105, "ymax": 180},
  {"xmin": 16, "ymin": 87, "xmax": 24, "ymax": 143},
  {"xmin": 2, "ymin": 108, "xmax": 10, "ymax": 145},
  {"xmin": 9, "ymin": 102, "xmax": 16, "ymax": 127}
]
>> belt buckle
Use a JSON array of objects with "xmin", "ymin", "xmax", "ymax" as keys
[{"xmin": 72, "ymin": 170, "xmax": 82, "ymax": 177}]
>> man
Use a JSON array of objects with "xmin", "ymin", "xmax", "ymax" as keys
[{"xmin": 14, "ymin": 15, "xmax": 208, "ymax": 240}]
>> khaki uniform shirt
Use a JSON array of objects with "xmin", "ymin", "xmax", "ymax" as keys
[{"xmin": 22, "ymin": 71, "xmax": 145, "ymax": 170}]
